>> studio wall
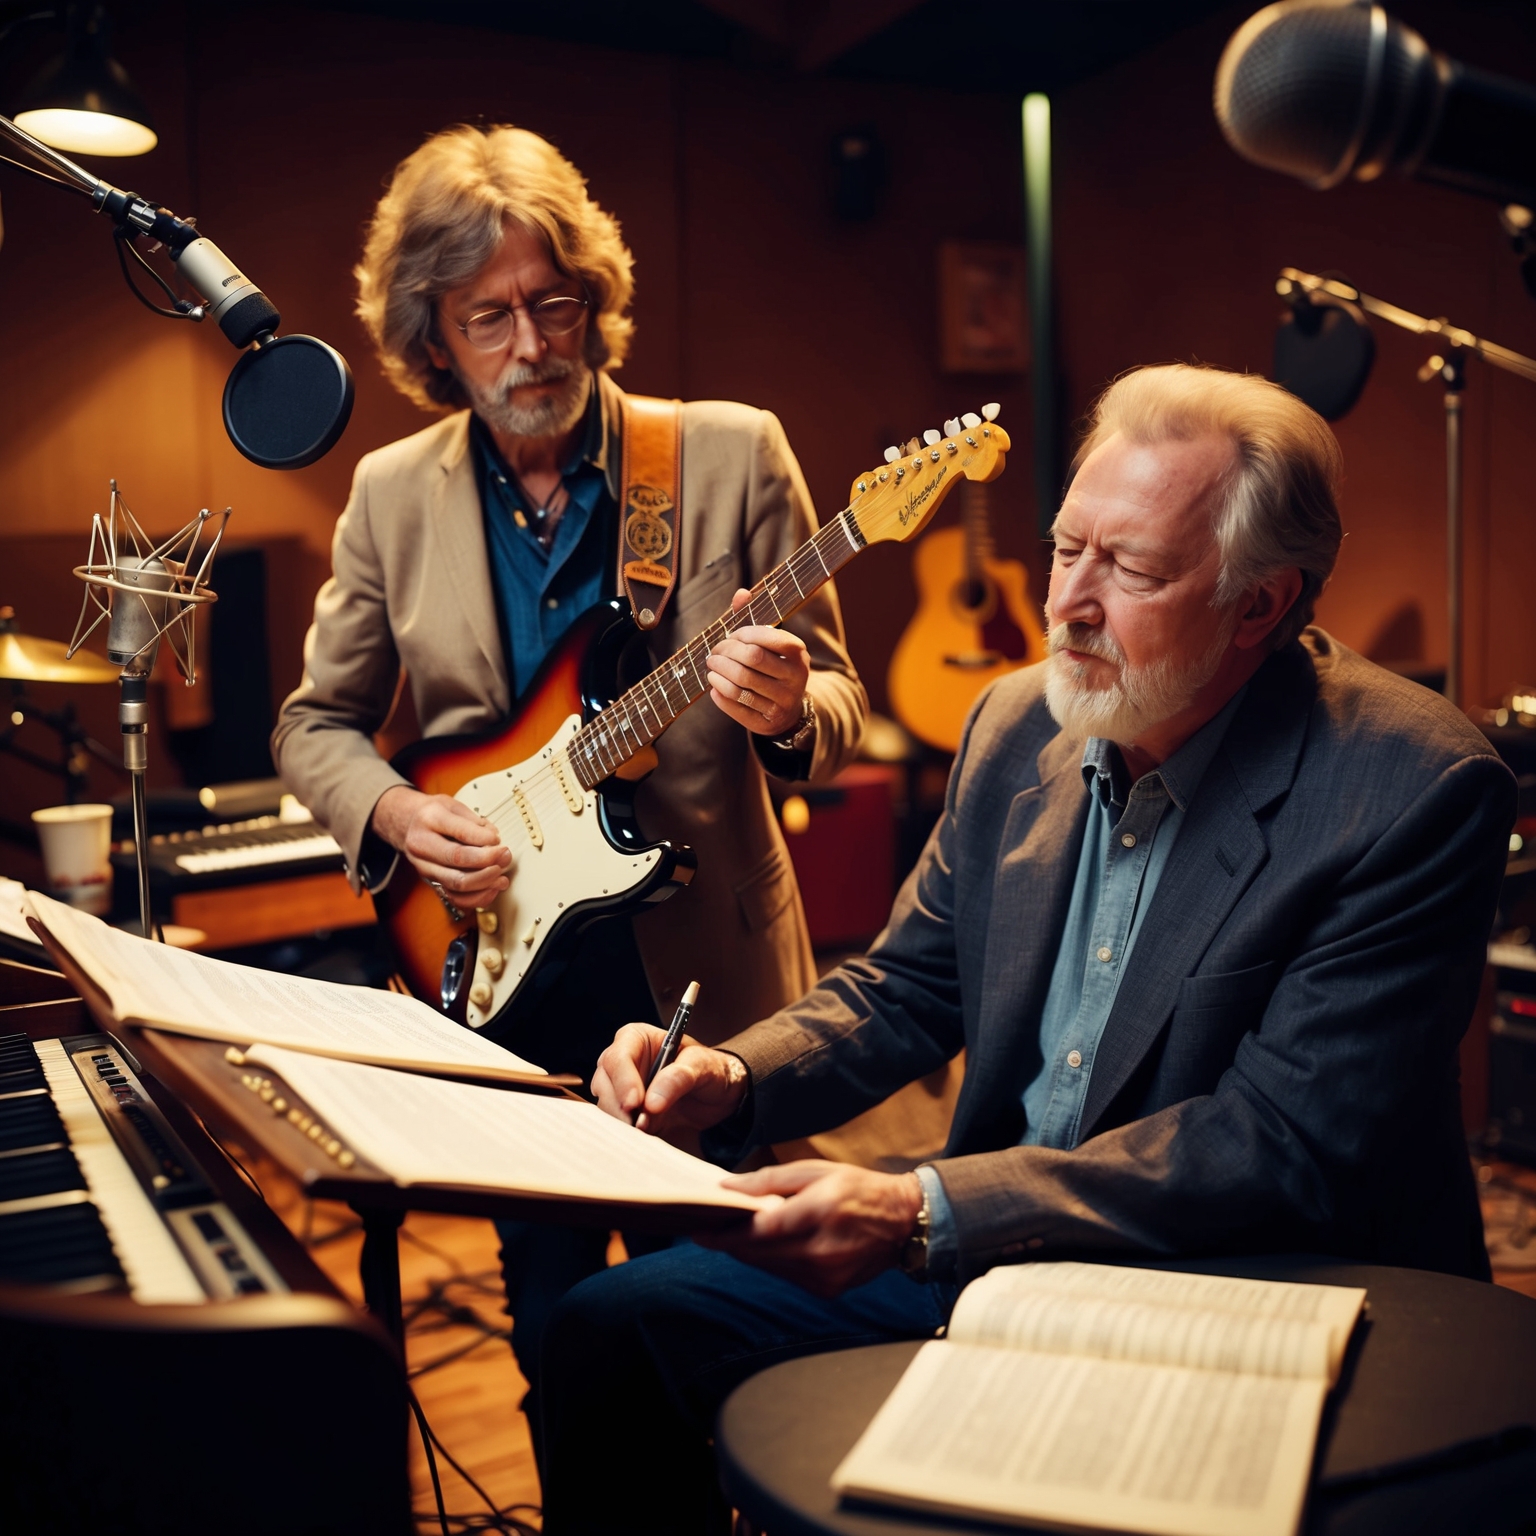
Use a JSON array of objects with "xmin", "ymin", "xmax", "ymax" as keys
[{"xmin": 1, "ymin": 0, "xmax": 1533, "ymax": 850}]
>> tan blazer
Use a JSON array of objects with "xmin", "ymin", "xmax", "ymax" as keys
[{"xmin": 272, "ymin": 374, "xmax": 868, "ymax": 1043}]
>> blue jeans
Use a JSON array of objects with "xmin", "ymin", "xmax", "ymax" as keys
[{"xmin": 537, "ymin": 1242, "xmax": 957, "ymax": 1536}]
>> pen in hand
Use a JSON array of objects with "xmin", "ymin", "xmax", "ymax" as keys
[{"xmin": 636, "ymin": 979, "xmax": 700, "ymax": 1130}]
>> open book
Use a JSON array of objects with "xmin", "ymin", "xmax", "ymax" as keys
[
  {"xmin": 831, "ymin": 1261, "xmax": 1366, "ymax": 1536},
  {"xmin": 241, "ymin": 1043, "xmax": 767, "ymax": 1216},
  {"xmin": 23, "ymin": 889, "xmax": 555, "ymax": 1088}
]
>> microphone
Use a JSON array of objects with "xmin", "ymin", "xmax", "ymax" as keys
[
  {"xmin": 67, "ymin": 483, "xmax": 228, "ymax": 940},
  {"xmin": 1215, "ymin": 1, "xmax": 1536, "ymax": 208},
  {"xmin": 105, "ymin": 555, "xmax": 174, "ymax": 668},
  {"xmin": 1272, "ymin": 278, "xmax": 1375, "ymax": 420},
  {"xmin": 0, "ymin": 111, "xmax": 353, "ymax": 469},
  {"xmin": 97, "ymin": 181, "xmax": 354, "ymax": 467}
]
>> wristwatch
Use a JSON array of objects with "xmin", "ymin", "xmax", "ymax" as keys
[
  {"xmin": 774, "ymin": 694, "xmax": 817, "ymax": 753},
  {"xmin": 898, "ymin": 1176, "xmax": 932, "ymax": 1282}
]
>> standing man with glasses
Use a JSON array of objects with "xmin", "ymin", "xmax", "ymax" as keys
[{"xmin": 271, "ymin": 123, "xmax": 868, "ymax": 1423}]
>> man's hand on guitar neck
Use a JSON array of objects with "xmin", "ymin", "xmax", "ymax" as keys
[
  {"xmin": 706, "ymin": 588, "xmax": 812, "ymax": 739},
  {"xmin": 372, "ymin": 786, "xmax": 512, "ymax": 909}
]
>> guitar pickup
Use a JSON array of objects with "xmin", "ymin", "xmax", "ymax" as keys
[
  {"xmin": 511, "ymin": 785, "xmax": 543, "ymax": 848},
  {"xmin": 550, "ymin": 753, "xmax": 583, "ymax": 815}
]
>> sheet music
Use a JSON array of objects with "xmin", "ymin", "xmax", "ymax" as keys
[
  {"xmin": 24, "ymin": 891, "xmax": 543, "ymax": 1077},
  {"xmin": 0, "ymin": 877, "xmax": 46, "ymax": 949},
  {"xmin": 245, "ymin": 1044, "xmax": 769, "ymax": 1211}
]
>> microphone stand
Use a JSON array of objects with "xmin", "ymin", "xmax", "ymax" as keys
[
  {"xmin": 67, "ymin": 483, "xmax": 228, "ymax": 943},
  {"xmin": 119, "ymin": 662, "xmax": 155, "ymax": 940},
  {"xmin": 1277, "ymin": 268, "xmax": 1536, "ymax": 709}
]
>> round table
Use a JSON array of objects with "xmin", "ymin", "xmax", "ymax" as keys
[{"xmin": 716, "ymin": 1257, "xmax": 1536, "ymax": 1536}]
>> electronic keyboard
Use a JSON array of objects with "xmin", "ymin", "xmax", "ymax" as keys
[{"xmin": 0, "ymin": 1031, "xmax": 286, "ymax": 1300}]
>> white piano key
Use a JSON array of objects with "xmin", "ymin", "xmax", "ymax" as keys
[
  {"xmin": 35, "ymin": 1040, "xmax": 205, "ymax": 1304},
  {"xmin": 173, "ymin": 832, "xmax": 342, "ymax": 875}
]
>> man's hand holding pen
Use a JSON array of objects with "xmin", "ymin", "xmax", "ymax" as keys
[
  {"xmin": 592, "ymin": 1022, "xmax": 925, "ymax": 1298},
  {"xmin": 591, "ymin": 1022, "xmax": 748, "ymax": 1135}
]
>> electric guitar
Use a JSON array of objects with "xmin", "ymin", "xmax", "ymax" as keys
[
  {"xmin": 376, "ymin": 408, "xmax": 1010, "ymax": 1032},
  {"xmin": 887, "ymin": 477, "xmax": 1045, "ymax": 753}
]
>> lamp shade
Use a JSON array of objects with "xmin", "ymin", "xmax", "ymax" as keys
[{"xmin": 12, "ymin": 24, "xmax": 156, "ymax": 157}]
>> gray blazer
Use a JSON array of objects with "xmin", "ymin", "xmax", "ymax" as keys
[{"xmin": 724, "ymin": 631, "xmax": 1515, "ymax": 1280}]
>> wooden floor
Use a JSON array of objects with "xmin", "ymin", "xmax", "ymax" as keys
[
  {"xmin": 237, "ymin": 1145, "xmax": 1536, "ymax": 1535},
  {"xmin": 248, "ymin": 1153, "xmax": 549, "ymax": 1531}
]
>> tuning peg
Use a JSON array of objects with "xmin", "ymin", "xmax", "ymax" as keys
[
  {"xmin": 883, "ymin": 446, "xmax": 900, "ymax": 463},
  {"xmin": 922, "ymin": 429, "xmax": 941, "ymax": 447},
  {"xmin": 981, "ymin": 402, "xmax": 1001, "ymax": 422},
  {"xmin": 943, "ymin": 418, "xmax": 961, "ymax": 437},
  {"xmin": 961, "ymin": 412, "xmax": 981, "ymax": 429},
  {"xmin": 905, "ymin": 438, "xmax": 921, "ymax": 456}
]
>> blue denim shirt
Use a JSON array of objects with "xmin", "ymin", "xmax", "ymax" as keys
[
  {"xmin": 916, "ymin": 685, "xmax": 1247, "ymax": 1277},
  {"xmin": 472, "ymin": 392, "xmax": 612, "ymax": 698}
]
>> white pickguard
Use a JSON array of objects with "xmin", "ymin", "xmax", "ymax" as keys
[{"xmin": 452, "ymin": 715, "xmax": 662, "ymax": 1029}]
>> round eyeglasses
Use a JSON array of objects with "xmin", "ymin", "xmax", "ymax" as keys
[{"xmin": 454, "ymin": 292, "xmax": 589, "ymax": 350}]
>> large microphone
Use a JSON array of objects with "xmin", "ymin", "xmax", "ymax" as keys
[{"xmin": 1215, "ymin": 1, "xmax": 1536, "ymax": 208}]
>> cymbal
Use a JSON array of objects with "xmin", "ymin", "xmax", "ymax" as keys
[{"xmin": 0, "ymin": 629, "xmax": 119, "ymax": 684}]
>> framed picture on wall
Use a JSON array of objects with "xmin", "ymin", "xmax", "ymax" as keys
[{"xmin": 938, "ymin": 241, "xmax": 1029, "ymax": 373}]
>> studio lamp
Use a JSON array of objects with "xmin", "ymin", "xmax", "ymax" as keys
[{"xmin": 9, "ymin": 5, "xmax": 155, "ymax": 157}]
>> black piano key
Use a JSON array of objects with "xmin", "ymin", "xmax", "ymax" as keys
[
  {"xmin": 0, "ymin": 1147, "xmax": 87, "ymax": 1203},
  {"xmin": 0, "ymin": 1094, "xmax": 67, "ymax": 1152},
  {"xmin": 0, "ymin": 1033, "xmax": 46, "ymax": 1095},
  {"xmin": 0, "ymin": 1202, "xmax": 124, "ymax": 1285}
]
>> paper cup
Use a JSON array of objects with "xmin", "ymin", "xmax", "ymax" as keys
[{"xmin": 32, "ymin": 804, "xmax": 114, "ymax": 917}]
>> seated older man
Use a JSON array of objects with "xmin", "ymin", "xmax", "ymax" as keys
[{"xmin": 536, "ymin": 364, "xmax": 1515, "ymax": 1536}]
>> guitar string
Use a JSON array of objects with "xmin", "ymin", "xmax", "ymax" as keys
[
  {"xmin": 471, "ymin": 428, "xmax": 987, "ymax": 827},
  {"xmin": 469, "ymin": 506, "xmax": 864, "ymax": 828},
  {"xmin": 475, "ymin": 516, "xmax": 852, "ymax": 822}
]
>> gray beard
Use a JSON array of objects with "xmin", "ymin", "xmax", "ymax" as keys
[
  {"xmin": 1043, "ymin": 617, "xmax": 1234, "ymax": 745},
  {"xmin": 464, "ymin": 355, "xmax": 592, "ymax": 440}
]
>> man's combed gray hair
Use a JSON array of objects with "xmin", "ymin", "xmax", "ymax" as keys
[
  {"xmin": 1071, "ymin": 364, "xmax": 1344, "ymax": 649},
  {"xmin": 355, "ymin": 123, "xmax": 635, "ymax": 412}
]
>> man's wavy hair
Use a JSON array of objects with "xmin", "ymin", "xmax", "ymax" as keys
[
  {"xmin": 1069, "ymin": 364, "xmax": 1344, "ymax": 649},
  {"xmin": 355, "ymin": 123, "xmax": 635, "ymax": 412}
]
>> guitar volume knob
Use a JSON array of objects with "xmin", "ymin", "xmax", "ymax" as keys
[
  {"xmin": 469, "ymin": 981, "xmax": 492, "ymax": 1009},
  {"xmin": 480, "ymin": 946, "xmax": 504, "ymax": 977}
]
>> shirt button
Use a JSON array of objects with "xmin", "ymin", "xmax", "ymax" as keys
[
  {"xmin": 546, "ymin": 597, "xmax": 559, "ymax": 609},
  {"xmin": 1096, "ymin": 945, "xmax": 1112, "ymax": 963},
  {"xmin": 1066, "ymin": 1049, "xmax": 1083, "ymax": 1069},
  {"xmin": 1120, "ymin": 832, "xmax": 1137, "ymax": 848}
]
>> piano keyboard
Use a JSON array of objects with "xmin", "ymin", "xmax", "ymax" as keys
[
  {"xmin": 117, "ymin": 814, "xmax": 346, "ymax": 894},
  {"xmin": 0, "ymin": 1032, "xmax": 287, "ymax": 1302},
  {"xmin": 172, "ymin": 831, "xmax": 342, "ymax": 875}
]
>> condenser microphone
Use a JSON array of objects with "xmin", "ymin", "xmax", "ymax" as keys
[
  {"xmin": 105, "ymin": 555, "xmax": 174, "ymax": 668},
  {"xmin": 1215, "ymin": 1, "xmax": 1536, "ymax": 208}
]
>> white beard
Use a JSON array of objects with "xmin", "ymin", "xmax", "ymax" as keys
[
  {"xmin": 464, "ymin": 354, "xmax": 592, "ymax": 440},
  {"xmin": 1043, "ymin": 616, "xmax": 1233, "ymax": 745}
]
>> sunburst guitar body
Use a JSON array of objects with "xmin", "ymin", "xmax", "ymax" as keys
[
  {"xmin": 888, "ymin": 480, "xmax": 1045, "ymax": 753},
  {"xmin": 375, "ymin": 407, "xmax": 1012, "ymax": 1035}
]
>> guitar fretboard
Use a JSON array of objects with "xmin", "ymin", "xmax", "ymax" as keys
[{"xmin": 569, "ymin": 507, "xmax": 867, "ymax": 788}]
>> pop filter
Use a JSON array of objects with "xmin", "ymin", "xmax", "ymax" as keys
[
  {"xmin": 1273, "ymin": 288, "xmax": 1375, "ymax": 419},
  {"xmin": 222, "ymin": 334, "xmax": 354, "ymax": 470}
]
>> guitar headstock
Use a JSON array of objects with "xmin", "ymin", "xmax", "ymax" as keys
[{"xmin": 846, "ymin": 405, "xmax": 1009, "ymax": 547}]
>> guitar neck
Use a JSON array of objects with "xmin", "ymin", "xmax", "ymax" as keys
[
  {"xmin": 963, "ymin": 480, "xmax": 996, "ymax": 577},
  {"xmin": 568, "ymin": 507, "xmax": 867, "ymax": 788}
]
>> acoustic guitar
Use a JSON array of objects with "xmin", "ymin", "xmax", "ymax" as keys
[
  {"xmin": 376, "ymin": 408, "xmax": 1010, "ymax": 1033},
  {"xmin": 887, "ymin": 477, "xmax": 1045, "ymax": 753}
]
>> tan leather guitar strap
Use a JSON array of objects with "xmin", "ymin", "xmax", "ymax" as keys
[{"xmin": 617, "ymin": 394, "xmax": 683, "ymax": 630}]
